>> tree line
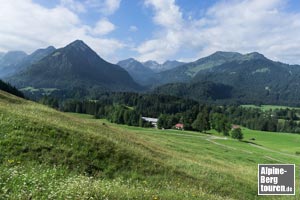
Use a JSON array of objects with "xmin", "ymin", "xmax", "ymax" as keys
[
  {"xmin": 0, "ymin": 79, "xmax": 24, "ymax": 98},
  {"xmin": 39, "ymin": 92, "xmax": 300, "ymax": 135}
]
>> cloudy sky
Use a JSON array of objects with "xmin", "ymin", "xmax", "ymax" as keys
[{"xmin": 0, "ymin": 0, "xmax": 300, "ymax": 64}]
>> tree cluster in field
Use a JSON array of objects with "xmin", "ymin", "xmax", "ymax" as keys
[
  {"xmin": 156, "ymin": 106, "xmax": 236, "ymax": 138},
  {"xmin": 231, "ymin": 128, "xmax": 243, "ymax": 140},
  {"xmin": 225, "ymin": 106, "xmax": 300, "ymax": 133},
  {"xmin": 40, "ymin": 92, "xmax": 300, "ymax": 135}
]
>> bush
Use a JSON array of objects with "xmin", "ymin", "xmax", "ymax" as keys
[{"xmin": 231, "ymin": 128, "xmax": 243, "ymax": 140}]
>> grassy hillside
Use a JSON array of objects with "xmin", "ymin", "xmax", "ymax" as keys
[{"xmin": 1, "ymin": 90, "xmax": 299, "ymax": 199}]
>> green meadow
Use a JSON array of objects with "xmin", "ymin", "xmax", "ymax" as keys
[
  {"xmin": 20, "ymin": 87, "xmax": 58, "ymax": 95},
  {"xmin": 242, "ymin": 104, "xmax": 300, "ymax": 111},
  {"xmin": 1, "ymin": 90, "xmax": 300, "ymax": 199}
]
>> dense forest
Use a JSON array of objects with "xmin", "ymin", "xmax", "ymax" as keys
[
  {"xmin": 39, "ymin": 92, "xmax": 300, "ymax": 134},
  {"xmin": 0, "ymin": 79, "xmax": 24, "ymax": 98},
  {"xmin": 1, "ymin": 78, "xmax": 299, "ymax": 134}
]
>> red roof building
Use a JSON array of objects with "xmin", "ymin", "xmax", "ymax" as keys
[
  {"xmin": 175, "ymin": 123, "xmax": 184, "ymax": 130},
  {"xmin": 231, "ymin": 125, "xmax": 240, "ymax": 130}
]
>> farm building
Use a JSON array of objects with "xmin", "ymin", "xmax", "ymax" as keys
[
  {"xmin": 141, "ymin": 117, "xmax": 158, "ymax": 128},
  {"xmin": 231, "ymin": 125, "xmax": 240, "ymax": 130},
  {"xmin": 175, "ymin": 123, "xmax": 184, "ymax": 130}
]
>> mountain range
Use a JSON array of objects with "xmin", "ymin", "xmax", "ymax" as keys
[
  {"xmin": 155, "ymin": 51, "xmax": 261, "ymax": 85},
  {"xmin": 2, "ymin": 40, "xmax": 300, "ymax": 105},
  {"xmin": 117, "ymin": 58, "xmax": 185, "ymax": 86},
  {"xmin": 142, "ymin": 60, "xmax": 185, "ymax": 72},
  {"xmin": 154, "ymin": 52, "xmax": 300, "ymax": 105},
  {"xmin": 117, "ymin": 58, "xmax": 156, "ymax": 86}
]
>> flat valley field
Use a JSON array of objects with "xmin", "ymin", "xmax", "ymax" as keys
[
  {"xmin": 1, "ymin": 90, "xmax": 300, "ymax": 200},
  {"xmin": 241, "ymin": 104, "xmax": 300, "ymax": 111}
]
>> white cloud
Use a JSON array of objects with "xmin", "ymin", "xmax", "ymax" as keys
[
  {"xmin": 144, "ymin": 0, "xmax": 183, "ymax": 29},
  {"xmin": 137, "ymin": 0, "xmax": 300, "ymax": 64},
  {"xmin": 0, "ymin": 0, "xmax": 124, "ymax": 62},
  {"xmin": 60, "ymin": 0, "xmax": 86, "ymax": 13},
  {"xmin": 137, "ymin": 0, "xmax": 183, "ymax": 61},
  {"xmin": 59, "ymin": 0, "xmax": 122, "ymax": 15},
  {"xmin": 129, "ymin": 25, "xmax": 138, "ymax": 32},
  {"xmin": 103, "ymin": 0, "xmax": 121, "ymax": 15},
  {"xmin": 91, "ymin": 19, "xmax": 116, "ymax": 35},
  {"xmin": 137, "ymin": 31, "xmax": 181, "ymax": 62},
  {"xmin": 85, "ymin": 0, "xmax": 121, "ymax": 15}
]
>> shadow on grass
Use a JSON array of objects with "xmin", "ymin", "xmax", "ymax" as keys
[{"xmin": 241, "ymin": 140, "xmax": 262, "ymax": 146}]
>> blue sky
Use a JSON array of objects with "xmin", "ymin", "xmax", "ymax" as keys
[{"xmin": 1, "ymin": 0, "xmax": 300, "ymax": 64}]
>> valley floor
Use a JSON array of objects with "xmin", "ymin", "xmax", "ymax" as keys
[{"xmin": 1, "ymin": 91, "xmax": 300, "ymax": 199}]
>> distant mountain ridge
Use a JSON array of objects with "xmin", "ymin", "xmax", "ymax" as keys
[
  {"xmin": 142, "ymin": 60, "xmax": 185, "ymax": 72},
  {"xmin": 20, "ymin": 46, "xmax": 56, "ymax": 69},
  {"xmin": 155, "ymin": 51, "xmax": 300, "ymax": 105},
  {"xmin": 7, "ymin": 40, "xmax": 141, "ymax": 96},
  {"xmin": 0, "ymin": 47, "xmax": 56, "ymax": 78},
  {"xmin": 155, "ymin": 51, "xmax": 245, "ymax": 85},
  {"xmin": 191, "ymin": 54, "xmax": 298, "ymax": 103},
  {"xmin": 117, "ymin": 58, "xmax": 184, "ymax": 86},
  {"xmin": 117, "ymin": 58, "xmax": 156, "ymax": 86},
  {"xmin": 119, "ymin": 52, "xmax": 276, "ymax": 87},
  {"xmin": 0, "ymin": 51, "xmax": 27, "ymax": 78}
]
